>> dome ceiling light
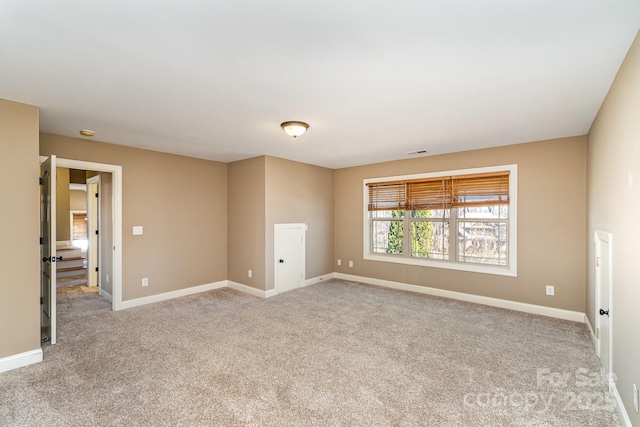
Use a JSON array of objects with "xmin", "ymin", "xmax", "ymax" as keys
[{"xmin": 280, "ymin": 121, "xmax": 309, "ymax": 139}]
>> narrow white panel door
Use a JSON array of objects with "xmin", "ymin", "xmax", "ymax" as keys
[
  {"xmin": 274, "ymin": 224, "xmax": 306, "ymax": 294},
  {"xmin": 595, "ymin": 230, "xmax": 612, "ymax": 387}
]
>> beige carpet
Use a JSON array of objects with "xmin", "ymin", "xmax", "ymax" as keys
[{"xmin": 1, "ymin": 280, "xmax": 620, "ymax": 426}]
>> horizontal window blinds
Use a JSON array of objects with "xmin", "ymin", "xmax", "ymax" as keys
[
  {"xmin": 452, "ymin": 172, "xmax": 510, "ymax": 208},
  {"xmin": 72, "ymin": 213, "xmax": 87, "ymax": 240},
  {"xmin": 368, "ymin": 182, "xmax": 406, "ymax": 211},
  {"xmin": 407, "ymin": 178, "xmax": 451, "ymax": 210},
  {"xmin": 368, "ymin": 171, "xmax": 509, "ymax": 211}
]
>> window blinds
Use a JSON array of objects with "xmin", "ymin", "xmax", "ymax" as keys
[
  {"xmin": 367, "ymin": 171, "xmax": 509, "ymax": 211},
  {"xmin": 72, "ymin": 213, "xmax": 87, "ymax": 240}
]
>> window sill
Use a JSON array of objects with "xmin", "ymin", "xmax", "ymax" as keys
[{"xmin": 363, "ymin": 253, "xmax": 517, "ymax": 277}]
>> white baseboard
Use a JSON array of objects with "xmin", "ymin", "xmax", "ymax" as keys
[
  {"xmin": 99, "ymin": 287, "xmax": 113, "ymax": 303},
  {"xmin": 334, "ymin": 273, "xmax": 585, "ymax": 323},
  {"xmin": 0, "ymin": 348, "xmax": 43, "ymax": 374},
  {"xmin": 305, "ymin": 273, "xmax": 335, "ymax": 287},
  {"xmin": 611, "ymin": 379, "xmax": 632, "ymax": 427},
  {"xmin": 227, "ymin": 281, "xmax": 272, "ymax": 298},
  {"xmin": 118, "ymin": 281, "xmax": 227, "ymax": 310},
  {"xmin": 227, "ymin": 274, "xmax": 335, "ymax": 299},
  {"xmin": 264, "ymin": 288, "xmax": 278, "ymax": 298}
]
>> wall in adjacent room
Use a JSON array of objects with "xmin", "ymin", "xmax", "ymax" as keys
[
  {"xmin": 99, "ymin": 172, "xmax": 114, "ymax": 296},
  {"xmin": 56, "ymin": 167, "xmax": 70, "ymax": 241}
]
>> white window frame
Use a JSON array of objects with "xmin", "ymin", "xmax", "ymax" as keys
[{"xmin": 363, "ymin": 164, "xmax": 518, "ymax": 277}]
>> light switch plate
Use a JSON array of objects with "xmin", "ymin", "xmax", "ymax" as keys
[{"xmin": 133, "ymin": 226, "xmax": 143, "ymax": 235}]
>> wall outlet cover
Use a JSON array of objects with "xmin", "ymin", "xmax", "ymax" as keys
[{"xmin": 546, "ymin": 285, "xmax": 554, "ymax": 296}]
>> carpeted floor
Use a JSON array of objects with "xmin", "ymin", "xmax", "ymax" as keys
[{"xmin": 0, "ymin": 280, "xmax": 620, "ymax": 426}]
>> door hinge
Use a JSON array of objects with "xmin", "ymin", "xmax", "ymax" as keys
[
  {"xmin": 39, "ymin": 177, "xmax": 43, "ymax": 185},
  {"xmin": 40, "ymin": 237, "xmax": 44, "ymax": 245},
  {"xmin": 596, "ymin": 328, "xmax": 600, "ymax": 339},
  {"xmin": 95, "ymin": 192, "xmax": 99, "ymax": 198},
  {"xmin": 596, "ymin": 256, "xmax": 600, "ymax": 267},
  {"xmin": 95, "ymin": 230, "xmax": 99, "ymax": 235},
  {"xmin": 95, "ymin": 267, "xmax": 99, "ymax": 272},
  {"xmin": 40, "ymin": 297, "xmax": 43, "ymax": 305}
]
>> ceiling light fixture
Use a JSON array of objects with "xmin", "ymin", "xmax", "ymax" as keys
[
  {"xmin": 79, "ymin": 129, "xmax": 95, "ymax": 137},
  {"xmin": 280, "ymin": 121, "xmax": 309, "ymax": 139}
]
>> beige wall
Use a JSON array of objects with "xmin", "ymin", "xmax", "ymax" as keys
[
  {"xmin": 0, "ymin": 99, "xmax": 40, "ymax": 358},
  {"xmin": 335, "ymin": 136, "xmax": 587, "ymax": 312},
  {"xmin": 227, "ymin": 156, "xmax": 266, "ymax": 289},
  {"xmin": 227, "ymin": 156, "xmax": 334, "ymax": 292},
  {"xmin": 265, "ymin": 156, "xmax": 334, "ymax": 291},
  {"xmin": 588, "ymin": 30, "xmax": 640, "ymax": 425},
  {"xmin": 56, "ymin": 167, "xmax": 70, "ymax": 241},
  {"xmin": 40, "ymin": 133, "xmax": 228, "ymax": 301},
  {"xmin": 69, "ymin": 189, "xmax": 86, "ymax": 212}
]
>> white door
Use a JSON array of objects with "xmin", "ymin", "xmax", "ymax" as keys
[
  {"xmin": 86, "ymin": 176, "xmax": 100, "ymax": 287},
  {"xmin": 595, "ymin": 230, "xmax": 612, "ymax": 388},
  {"xmin": 41, "ymin": 156, "xmax": 57, "ymax": 345},
  {"xmin": 274, "ymin": 223, "xmax": 306, "ymax": 294}
]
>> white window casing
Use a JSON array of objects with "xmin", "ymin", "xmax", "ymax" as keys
[{"xmin": 363, "ymin": 164, "xmax": 518, "ymax": 277}]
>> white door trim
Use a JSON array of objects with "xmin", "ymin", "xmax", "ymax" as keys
[{"xmin": 41, "ymin": 156, "xmax": 123, "ymax": 311}]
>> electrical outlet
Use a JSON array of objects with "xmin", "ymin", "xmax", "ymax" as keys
[
  {"xmin": 348, "ymin": 260, "xmax": 353, "ymax": 268},
  {"xmin": 546, "ymin": 285, "xmax": 554, "ymax": 296},
  {"xmin": 142, "ymin": 277, "xmax": 148, "ymax": 287},
  {"xmin": 248, "ymin": 269, "xmax": 252, "ymax": 278},
  {"xmin": 337, "ymin": 259, "xmax": 341, "ymax": 266},
  {"xmin": 633, "ymin": 383, "xmax": 638, "ymax": 413}
]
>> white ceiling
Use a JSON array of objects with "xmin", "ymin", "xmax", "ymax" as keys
[{"xmin": 1, "ymin": 1, "xmax": 639, "ymax": 169}]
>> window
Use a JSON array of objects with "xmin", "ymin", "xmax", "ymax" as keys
[
  {"xmin": 71, "ymin": 212, "xmax": 88, "ymax": 250},
  {"xmin": 364, "ymin": 165, "xmax": 517, "ymax": 276}
]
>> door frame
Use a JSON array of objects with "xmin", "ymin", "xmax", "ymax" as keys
[
  {"xmin": 594, "ymin": 229, "xmax": 613, "ymax": 389},
  {"xmin": 40, "ymin": 156, "xmax": 123, "ymax": 311}
]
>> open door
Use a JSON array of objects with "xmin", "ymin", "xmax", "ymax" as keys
[
  {"xmin": 87, "ymin": 176, "xmax": 100, "ymax": 288},
  {"xmin": 41, "ymin": 155, "xmax": 57, "ymax": 345}
]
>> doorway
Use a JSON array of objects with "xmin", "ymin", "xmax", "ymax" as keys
[
  {"xmin": 40, "ymin": 156, "xmax": 123, "ymax": 346},
  {"xmin": 595, "ymin": 230, "xmax": 612, "ymax": 389},
  {"xmin": 274, "ymin": 223, "xmax": 306, "ymax": 294}
]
